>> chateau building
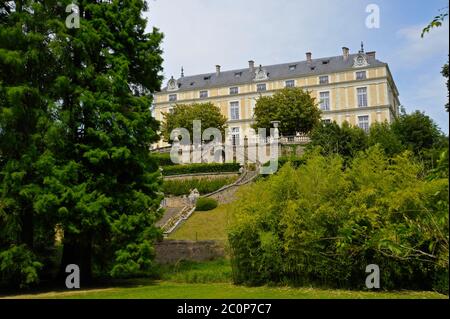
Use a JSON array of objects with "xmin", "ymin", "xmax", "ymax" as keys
[{"xmin": 153, "ymin": 45, "xmax": 400, "ymax": 148}]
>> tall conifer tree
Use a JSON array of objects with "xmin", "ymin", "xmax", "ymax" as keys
[{"xmin": 1, "ymin": 0, "xmax": 164, "ymax": 286}]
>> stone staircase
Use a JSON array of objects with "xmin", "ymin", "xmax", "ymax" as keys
[{"xmin": 158, "ymin": 164, "xmax": 260, "ymax": 236}]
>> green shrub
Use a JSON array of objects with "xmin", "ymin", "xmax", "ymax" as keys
[
  {"xmin": 0, "ymin": 245, "xmax": 43, "ymax": 288},
  {"xmin": 163, "ymin": 177, "xmax": 237, "ymax": 196},
  {"xmin": 152, "ymin": 153, "xmax": 176, "ymax": 166},
  {"xmin": 162, "ymin": 163, "xmax": 241, "ymax": 176},
  {"xmin": 433, "ymin": 268, "xmax": 449, "ymax": 295},
  {"xmin": 195, "ymin": 197, "xmax": 218, "ymax": 211},
  {"xmin": 229, "ymin": 146, "xmax": 449, "ymax": 290},
  {"xmin": 262, "ymin": 156, "xmax": 306, "ymax": 170}
]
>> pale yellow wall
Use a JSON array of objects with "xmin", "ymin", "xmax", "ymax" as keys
[{"xmin": 154, "ymin": 65, "xmax": 399, "ymax": 147}]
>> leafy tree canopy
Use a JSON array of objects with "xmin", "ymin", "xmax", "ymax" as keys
[
  {"xmin": 252, "ymin": 88, "xmax": 321, "ymax": 136},
  {"xmin": 391, "ymin": 110, "xmax": 443, "ymax": 155},
  {"xmin": 161, "ymin": 102, "xmax": 227, "ymax": 143},
  {"xmin": 308, "ymin": 121, "xmax": 367, "ymax": 162},
  {"xmin": 1, "ymin": 0, "xmax": 164, "ymax": 287}
]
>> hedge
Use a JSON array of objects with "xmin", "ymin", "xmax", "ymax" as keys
[
  {"xmin": 195, "ymin": 197, "xmax": 218, "ymax": 211},
  {"xmin": 152, "ymin": 153, "xmax": 177, "ymax": 166},
  {"xmin": 162, "ymin": 177, "xmax": 237, "ymax": 196},
  {"xmin": 162, "ymin": 163, "xmax": 241, "ymax": 176}
]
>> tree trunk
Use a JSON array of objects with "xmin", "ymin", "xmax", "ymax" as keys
[
  {"xmin": 58, "ymin": 232, "xmax": 93, "ymax": 286},
  {"xmin": 20, "ymin": 207, "xmax": 34, "ymax": 249}
]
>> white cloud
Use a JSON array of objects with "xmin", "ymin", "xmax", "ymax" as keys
[
  {"xmin": 145, "ymin": 0, "xmax": 368, "ymax": 81},
  {"xmin": 400, "ymin": 73, "xmax": 449, "ymax": 133},
  {"xmin": 393, "ymin": 21, "xmax": 449, "ymax": 67}
]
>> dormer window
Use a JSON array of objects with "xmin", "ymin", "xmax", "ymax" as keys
[
  {"xmin": 204, "ymin": 76, "xmax": 211, "ymax": 81},
  {"xmin": 234, "ymin": 72, "xmax": 242, "ymax": 78},
  {"xmin": 167, "ymin": 76, "xmax": 178, "ymax": 91},
  {"xmin": 190, "ymin": 82, "xmax": 195, "ymax": 86},
  {"xmin": 289, "ymin": 64, "xmax": 297, "ymax": 70},
  {"xmin": 322, "ymin": 60, "xmax": 330, "ymax": 65}
]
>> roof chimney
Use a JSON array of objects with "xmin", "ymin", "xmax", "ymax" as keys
[
  {"xmin": 306, "ymin": 52, "xmax": 312, "ymax": 63},
  {"xmin": 342, "ymin": 47, "xmax": 349, "ymax": 61},
  {"xmin": 366, "ymin": 51, "xmax": 376, "ymax": 59},
  {"xmin": 215, "ymin": 65, "xmax": 221, "ymax": 76},
  {"xmin": 249, "ymin": 60, "xmax": 255, "ymax": 73}
]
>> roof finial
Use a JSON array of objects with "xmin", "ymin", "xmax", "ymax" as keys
[
  {"xmin": 360, "ymin": 41, "xmax": 365, "ymax": 53},
  {"xmin": 181, "ymin": 66, "xmax": 184, "ymax": 78}
]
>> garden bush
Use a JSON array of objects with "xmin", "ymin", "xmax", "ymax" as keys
[
  {"xmin": 195, "ymin": 198, "xmax": 218, "ymax": 211},
  {"xmin": 162, "ymin": 163, "xmax": 241, "ymax": 176},
  {"xmin": 152, "ymin": 153, "xmax": 176, "ymax": 166},
  {"xmin": 228, "ymin": 146, "xmax": 449, "ymax": 290},
  {"xmin": 163, "ymin": 177, "xmax": 237, "ymax": 196}
]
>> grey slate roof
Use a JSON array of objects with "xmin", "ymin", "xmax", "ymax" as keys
[{"xmin": 160, "ymin": 52, "xmax": 387, "ymax": 93}]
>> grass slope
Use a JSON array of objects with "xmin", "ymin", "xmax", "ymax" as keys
[{"xmin": 168, "ymin": 203, "xmax": 231, "ymax": 241}]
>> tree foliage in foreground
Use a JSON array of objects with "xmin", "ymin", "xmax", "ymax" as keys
[
  {"xmin": 1, "ymin": 0, "xmax": 164, "ymax": 287},
  {"xmin": 308, "ymin": 121, "xmax": 368, "ymax": 162},
  {"xmin": 252, "ymin": 88, "xmax": 322, "ymax": 136},
  {"xmin": 161, "ymin": 102, "xmax": 227, "ymax": 143},
  {"xmin": 228, "ymin": 147, "xmax": 449, "ymax": 292}
]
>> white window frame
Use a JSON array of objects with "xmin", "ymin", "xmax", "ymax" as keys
[
  {"xmin": 322, "ymin": 118, "xmax": 332, "ymax": 124},
  {"xmin": 285, "ymin": 80, "xmax": 295, "ymax": 88},
  {"xmin": 355, "ymin": 70, "xmax": 367, "ymax": 80},
  {"xmin": 358, "ymin": 115, "xmax": 370, "ymax": 133},
  {"xmin": 356, "ymin": 87, "xmax": 368, "ymax": 108},
  {"xmin": 229, "ymin": 86, "xmax": 239, "ymax": 95},
  {"xmin": 319, "ymin": 75, "xmax": 329, "ymax": 85},
  {"xmin": 199, "ymin": 90, "xmax": 208, "ymax": 99},
  {"xmin": 256, "ymin": 83, "xmax": 267, "ymax": 92},
  {"xmin": 229, "ymin": 101, "xmax": 240, "ymax": 120},
  {"xmin": 319, "ymin": 91, "xmax": 331, "ymax": 111}
]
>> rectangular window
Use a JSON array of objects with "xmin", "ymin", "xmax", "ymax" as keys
[
  {"xmin": 168, "ymin": 94, "xmax": 177, "ymax": 102},
  {"xmin": 319, "ymin": 75, "xmax": 329, "ymax": 84},
  {"xmin": 358, "ymin": 115, "xmax": 369, "ymax": 133},
  {"xmin": 199, "ymin": 90, "xmax": 208, "ymax": 99},
  {"xmin": 319, "ymin": 91, "xmax": 330, "ymax": 111},
  {"xmin": 257, "ymin": 83, "xmax": 267, "ymax": 92},
  {"xmin": 230, "ymin": 102, "xmax": 240, "ymax": 120},
  {"xmin": 322, "ymin": 119, "xmax": 332, "ymax": 124},
  {"xmin": 356, "ymin": 71, "xmax": 367, "ymax": 80},
  {"xmin": 289, "ymin": 64, "xmax": 297, "ymax": 70},
  {"xmin": 231, "ymin": 127, "xmax": 240, "ymax": 146},
  {"xmin": 285, "ymin": 80, "xmax": 295, "ymax": 88},
  {"xmin": 230, "ymin": 87, "xmax": 239, "ymax": 95},
  {"xmin": 357, "ymin": 87, "xmax": 368, "ymax": 107}
]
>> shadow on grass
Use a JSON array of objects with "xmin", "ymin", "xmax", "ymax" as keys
[{"xmin": 0, "ymin": 258, "xmax": 231, "ymax": 298}]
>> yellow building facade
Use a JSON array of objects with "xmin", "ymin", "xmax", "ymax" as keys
[{"xmin": 153, "ymin": 46, "xmax": 400, "ymax": 148}]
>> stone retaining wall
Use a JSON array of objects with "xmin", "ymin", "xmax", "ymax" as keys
[{"xmin": 155, "ymin": 240, "xmax": 225, "ymax": 264}]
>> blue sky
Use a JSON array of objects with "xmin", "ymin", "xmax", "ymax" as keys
[{"xmin": 146, "ymin": 0, "xmax": 449, "ymax": 133}]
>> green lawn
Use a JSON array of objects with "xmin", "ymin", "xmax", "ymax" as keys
[
  {"xmin": 2, "ymin": 260, "xmax": 447, "ymax": 299},
  {"xmin": 5, "ymin": 282, "xmax": 447, "ymax": 299},
  {"xmin": 168, "ymin": 203, "xmax": 232, "ymax": 241}
]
